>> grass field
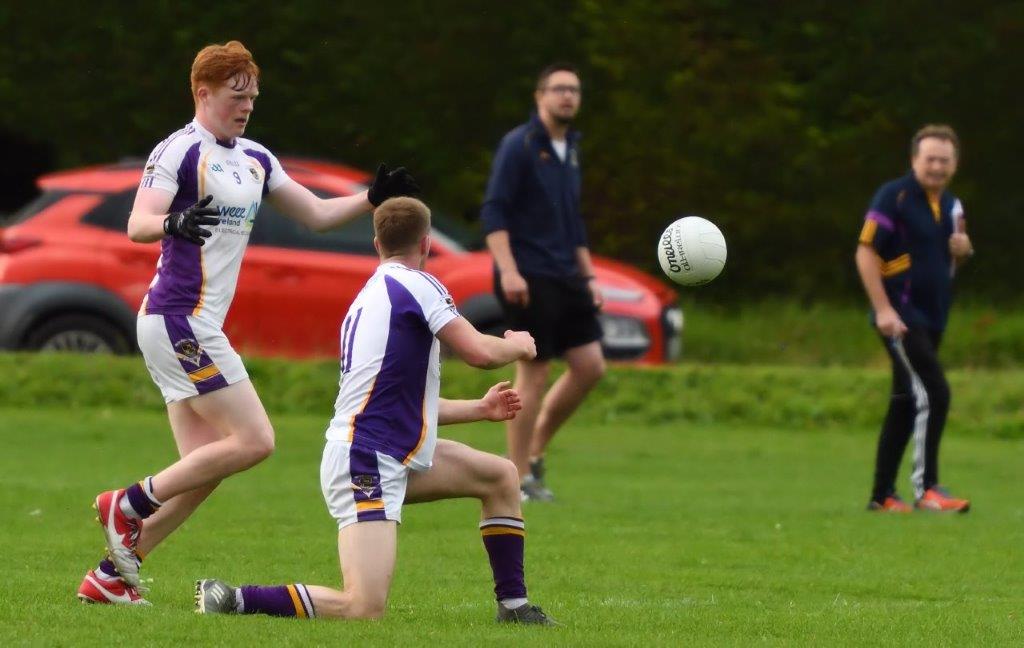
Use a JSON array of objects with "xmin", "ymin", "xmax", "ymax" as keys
[{"xmin": 2, "ymin": 402, "xmax": 1022, "ymax": 646}]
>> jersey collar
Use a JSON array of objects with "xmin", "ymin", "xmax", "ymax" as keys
[{"xmin": 192, "ymin": 118, "xmax": 237, "ymax": 149}]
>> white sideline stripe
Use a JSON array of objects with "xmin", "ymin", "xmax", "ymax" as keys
[{"xmin": 892, "ymin": 338, "xmax": 929, "ymax": 500}]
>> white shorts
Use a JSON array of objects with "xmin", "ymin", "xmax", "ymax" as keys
[
  {"xmin": 137, "ymin": 314, "xmax": 248, "ymax": 403},
  {"xmin": 320, "ymin": 440, "xmax": 409, "ymax": 530}
]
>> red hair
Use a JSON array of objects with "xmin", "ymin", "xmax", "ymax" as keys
[{"xmin": 190, "ymin": 40, "xmax": 260, "ymax": 100}]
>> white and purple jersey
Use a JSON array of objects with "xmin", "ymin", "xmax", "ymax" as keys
[
  {"xmin": 326, "ymin": 262, "xmax": 460, "ymax": 470},
  {"xmin": 138, "ymin": 120, "xmax": 290, "ymax": 325}
]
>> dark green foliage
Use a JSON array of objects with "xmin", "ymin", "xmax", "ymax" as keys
[{"xmin": 1, "ymin": 1, "xmax": 1021, "ymax": 299}]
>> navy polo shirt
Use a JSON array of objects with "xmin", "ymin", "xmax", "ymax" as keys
[
  {"xmin": 480, "ymin": 113, "xmax": 587, "ymax": 278},
  {"xmin": 858, "ymin": 173, "xmax": 964, "ymax": 331}
]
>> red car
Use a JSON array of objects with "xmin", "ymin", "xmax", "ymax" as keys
[{"xmin": 0, "ymin": 159, "xmax": 682, "ymax": 363}]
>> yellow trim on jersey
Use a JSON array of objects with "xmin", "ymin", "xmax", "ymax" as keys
[
  {"xmin": 348, "ymin": 375, "xmax": 379, "ymax": 443},
  {"xmin": 192, "ymin": 148, "xmax": 215, "ymax": 317},
  {"xmin": 355, "ymin": 500, "xmax": 385, "ymax": 511},
  {"xmin": 286, "ymin": 585, "xmax": 308, "ymax": 618},
  {"xmin": 881, "ymin": 253, "xmax": 911, "ymax": 277},
  {"xmin": 481, "ymin": 527, "xmax": 526, "ymax": 537},
  {"xmin": 858, "ymin": 219, "xmax": 878, "ymax": 245},
  {"xmin": 403, "ymin": 398, "xmax": 429, "ymax": 465},
  {"xmin": 928, "ymin": 196, "xmax": 940, "ymax": 222},
  {"xmin": 188, "ymin": 364, "xmax": 221, "ymax": 383}
]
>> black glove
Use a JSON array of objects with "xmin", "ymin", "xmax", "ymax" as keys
[
  {"xmin": 163, "ymin": 195, "xmax": 220, "ymax": 245},
  {"xmin": 367, "ymin": 163, "xmax": 420, "ymax": 206}
]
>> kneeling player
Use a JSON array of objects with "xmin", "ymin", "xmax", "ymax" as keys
[{"xmin": 195, "ymin": 197, "xmax": 556, "ymax": 625}]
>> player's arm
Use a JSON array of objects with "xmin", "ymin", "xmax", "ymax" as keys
[
  {"xmin": 576, "ymin": 246, "xmax": 603, "ymax": 308},
  {"xmin": 267, "ymin": 180, "xmax": 371, "ymax": 232},
  {"xmin": 436, "ymin": 317, "xmax": 536, "ymax": 369},
  {"xmin": 855, "ymin": 244, "xmax": 906, "ymax": 338},
  {"xmin": 482, "ymin": 135, "xmax": 529, "ymax": 306},
  {"xmin": 268, "ymin": 163, "xmax": 419, "ymax": 232},
  {"xmin": 438, "ymin": 381, "xmax": 522, "ymax": 425},
  {"xmin": 128, "ymin": 189, "xmax": 219, "ymax": 245}
]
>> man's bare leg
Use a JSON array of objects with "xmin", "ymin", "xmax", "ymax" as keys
[
  {"xmin": 529, "ymin": 340, "xmax": 605, "ymax": 460},
  {"xmin": 506, "ymin": 360, "xmax": 550, "ymax": 477}
]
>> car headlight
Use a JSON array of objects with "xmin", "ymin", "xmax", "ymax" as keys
[{"xmin": 598, "ymin": 314, "xmax": 650, "ymax": 350}]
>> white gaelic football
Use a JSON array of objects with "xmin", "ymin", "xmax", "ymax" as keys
[{"xmin": 657, "ymin": 216, "xmax": 727, "ymax": 286}]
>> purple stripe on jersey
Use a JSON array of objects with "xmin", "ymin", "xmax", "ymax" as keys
[
  {"xmin": 345, "ymin": 307, "xmax": 363, "ymax": 373},
  {"xmin": 350, "ymin": 275, "xmax": 431, "ymax": 462},
  {"xmin": 866, "ymin": 210, "xmax": 895, "ymax": 231},
  {"xmin": 349, "ymin": 446, "xmax": 388, "ymax": 522},
  {"xmin": 339, "ymin": 314, "xmax": 352, "ymax": 372},
  {"xmin": 162, "ymin": 315, "xmax": 229, "ymax": 394},
  {"xmin": 151, "ymin": 124, "xmax": 194, "ymax": 164},
  {"xmin": 244, "ymin": 148, "xmax": 273, "ymax": 197},
  {"xmin": 146, "ymin": 142, "xmax": 205, "ymax": 313},
  {"xmin": 413, "ymin": 269, "xmax": 446, "ymax": 295}
]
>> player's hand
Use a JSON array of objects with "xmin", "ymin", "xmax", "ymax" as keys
[
  {"xmin": 367, "ymin": 163, "xmax": 421, "ymax": 206},
  {"xmin": 876, "ymin": 307, "xmax": 907, "ymax": 338},
  {"xmin": 504, "ymin": 329, "xmax": 537, "ymax": 360},
  {"xmin": 949, "ymin": 233, "xmax": 974, "ymax": 260},
  {"xmin": 163, "ymin": 195, "xmax": 220, "ymax": 245},
  {"xmin": 478, "ymin": 380, "xmax": 522, "ymax": 421},
  {"xmin": 501, "ymin": 271, "xmax": 530, "ymax": 307},
  {"xmin": 587, "ymin": 277, "xmax": 604, "ymax": 310}
]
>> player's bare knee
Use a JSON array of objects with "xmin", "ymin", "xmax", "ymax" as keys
[
  {"xmin": 347, "ymin": 593, "xmax": 388, "ymax": 619},
  {"xmin": 493, "ymin": 457, "xmax": 521, "ymax": 494}
]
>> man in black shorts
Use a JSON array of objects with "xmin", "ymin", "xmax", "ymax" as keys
[{"xmin": 481, "ymin": 63, "xmax": 606, "ymax": 501}]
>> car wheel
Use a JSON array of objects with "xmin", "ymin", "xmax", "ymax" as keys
[{"xmin": 25, "ymin": 314, "xmax": 130, "ymax": 354}]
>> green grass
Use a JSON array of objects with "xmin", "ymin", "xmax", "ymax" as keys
[
  {"xmin": 677, "ymin": 299, "xmax": 1024, "ymax": 368},
  {"xmin": 3, "ymin": 354, "xmax": 1021, "ymax": 439},
  {"xmin": 2, "ymin": 404, "xmax": 1022, "ymax": 646}
]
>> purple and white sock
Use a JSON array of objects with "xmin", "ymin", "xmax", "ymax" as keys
[
  {"xmin": 120, "ymin": 477, "xmax": 162, "ymax": 520},
  {"xmin": 238, "ymin": 584, "xmax": 316, "ymax": 618},
  {"xmin": 480, "ymin": 517, "xmax": 528, "ymax": 604}
]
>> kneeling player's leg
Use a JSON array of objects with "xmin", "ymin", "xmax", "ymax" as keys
[
  {"xmin": 201, "ymin": 521, "xmax": 398, "ymax": 620},
  {"xmin": 407, "ymin": 440, "xmax": 527, "ymax": 605}
]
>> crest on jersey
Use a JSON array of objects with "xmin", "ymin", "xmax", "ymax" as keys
[
  {"xmin": 352, "ymin": 474, "xmax": 379, "ymax": 497},
  {"xmin": 539, "ymin": 150, "xmax": 551, "ymax": 162},
  {"xmin": 570, "ymin": 148, "xmax": 579, "ymax": 167},
  {"xmin": 174, "ymin": 339, "xmax": 203, "ymax": 367},
  {"xmin": 248, "ymin": 166, "xmax": 262, "ymax": 183}
]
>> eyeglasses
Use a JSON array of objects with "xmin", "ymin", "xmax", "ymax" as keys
[{"xmin": 544, "ymin": 84, "xmax": 581, "ymax": 96}]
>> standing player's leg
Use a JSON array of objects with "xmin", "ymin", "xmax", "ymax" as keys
[
  {"xmin": 406, "ymin": 439, "xmax": 556, "ymax": 625},
  {"xmin": 896, "ymin": 330, "xmax": 966, "ymax": 511},
  {"xmin": 869, "ymin": 335, "xmax": 915, "ymax": 511},
  {"xmin": 530, "ymin": 339, "xmax": 605, "ymax": 461},
  {"xmin": 137, "ymin": 402, "xmax": 227, "ymax": 553},
  {"xmin": 508, "ymin": 358, "xmax": 551, "ymax": 479},
  {"xmin": 79, "ymin": 403, "xmax": 225, "ymax": 603},
  {"xmin": 95, "ymin": 380, "xmax": 275, "ymax": 585}
]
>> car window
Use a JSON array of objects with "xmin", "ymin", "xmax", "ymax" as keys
[
  {"xmin": 81, "ymin": 190, "xmax": 134, "ymax": 231},
  {"xmin": 250, "ymin": 189, "xmax": 377, "ymax": 255},
  {"xmin": 5, "ymin": 190, "xmax": 70, "ymax": 225}
]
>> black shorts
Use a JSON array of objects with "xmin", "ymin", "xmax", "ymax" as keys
[{"xmin": 494, "ymin": 273, "xmax": 603, "ymax": 361}]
